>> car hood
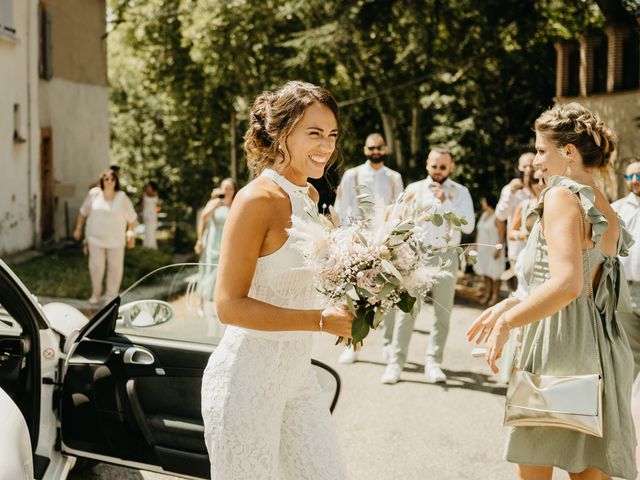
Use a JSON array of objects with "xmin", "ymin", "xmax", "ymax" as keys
[{"xmin": 42, "ymin": 302, "xmax": 90, "ymax": 339}]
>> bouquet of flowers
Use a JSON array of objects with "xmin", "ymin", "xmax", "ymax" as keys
[{"xmin": 287, "ymin": 190, "xmax": 469, "ymax": 347}]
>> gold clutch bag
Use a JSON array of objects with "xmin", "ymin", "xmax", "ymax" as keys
[{"xmin": 504, "ymin": 369, "xmax": 603, "ymax": 437}]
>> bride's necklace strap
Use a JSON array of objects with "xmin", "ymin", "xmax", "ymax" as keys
[{"xmin": 261, "ymin": 168, "xmax": 309, "ymax": 196}]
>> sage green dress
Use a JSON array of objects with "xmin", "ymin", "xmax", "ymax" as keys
[{"xmin": 504, "ymin": 176, "xmax": 637, "ymax": 479}]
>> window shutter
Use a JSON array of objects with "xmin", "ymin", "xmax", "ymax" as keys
[
  {"xmin": 39, "ymin": 7, "xmax": 53, "ymax": 80},
  {"xmin": 0, "ymin": 0, "xmax": 15, "ymax": 35}
]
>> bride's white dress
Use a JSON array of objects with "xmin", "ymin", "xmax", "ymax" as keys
[{"xmin": 201, "ymin": 168, "xmax": 347, "ymax": 480}]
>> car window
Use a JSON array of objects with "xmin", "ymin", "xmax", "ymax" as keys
[
  {"xmin": 0, "ymin": 305, "xmax": 23, "ymax": 337},
  {"xmin": 116, "ymin": 264, "xmax": 225, "ymax": 345}
]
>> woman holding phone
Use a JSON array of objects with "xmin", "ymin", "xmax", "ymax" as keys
[{"xmin": 196, "ymin": 178, "xmax": 237, "ymax": 300}]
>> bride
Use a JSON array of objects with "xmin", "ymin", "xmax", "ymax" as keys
[{"xmin": 201, "ymin": 81, "xmax": 353, "ymax": 479}]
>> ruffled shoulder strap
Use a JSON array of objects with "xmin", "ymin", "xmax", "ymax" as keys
[
  {"xmin": 617, "ymin": 216, "xmax": 635, "ymax": 257},
  {"xmin": 528, "ymin": 175, "xmax": 609, "ymax": 244}
]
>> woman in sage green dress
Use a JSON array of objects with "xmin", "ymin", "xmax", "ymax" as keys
[
  {"xmin": 195, "ymin": 178, "xmax": 237, "ymax": 301},
  {"xmin": 467, "ymin": 103, "xmax": 636, "ymax": 480}
]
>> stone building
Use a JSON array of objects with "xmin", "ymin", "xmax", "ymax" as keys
[
  {"xmin": 554, "ymin": 13, "xmax": 639, "ymax": 199},
  {"xmin": 0, "ymin": 0, "xmax": 108, "ymax": 256}
]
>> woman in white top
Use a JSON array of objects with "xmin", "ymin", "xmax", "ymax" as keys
[
  {"xmin": 74, "ymin": 169, "xmax": 137, "ymax": 305},
  {"xmin": 474, "ymin": 192, "xmax": 505, "ymax": 306},
  {"xmin": 140, "ymin": 181, "xmax": 161, "ymax": 249},
  {"xmin": 201, "ymin": 81, "xmax": 353, "ymax": 479}
]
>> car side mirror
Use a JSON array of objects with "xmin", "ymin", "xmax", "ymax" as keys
[{"xmin": 118, "ymin": 300, "xmax": 174, "ymax": 329}]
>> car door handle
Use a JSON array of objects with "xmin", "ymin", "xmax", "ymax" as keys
[{"xmin": 123, "ymin": 346, "xmax": 155, "ymax": 365}]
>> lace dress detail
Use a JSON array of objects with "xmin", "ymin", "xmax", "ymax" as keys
[{"xmin": 201, "ymin": 169, "xmax": 346, "ymax": 480}]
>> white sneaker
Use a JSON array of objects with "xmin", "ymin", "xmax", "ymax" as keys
[
  {"xmin": 424, "ymin": 360, "xmax": 447, "ymax": 383},
  {"xmin": 338, "ymin": 347, "xmax": 358, "ymax": 364},
  {"xmin": 381, "ymin": 363, "xmax": 402, "ymax": 384}
]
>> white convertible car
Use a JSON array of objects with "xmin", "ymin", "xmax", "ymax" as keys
[{"xmin": 0, "ymin": 262, "xmax": 340, "ymax": 479}]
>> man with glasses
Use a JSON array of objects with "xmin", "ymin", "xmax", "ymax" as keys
[
  {"xmin": 612, "ymin": 160, "xmax": 640, "ymax": 377},
  {"xmin": 381, "ymin": 147, "xmax": 475, "ymax": 384},
  {"xmin": 334, "ymin": 133, "xmax": 404, "ymax": 364}
]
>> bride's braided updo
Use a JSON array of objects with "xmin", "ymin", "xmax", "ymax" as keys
[
  {"xmin": 244, "ymin": 81, "xmax": 341, "ymax": 176},
  {"xmin": 535, "ymin": 102, "xmax": 617, "ymax": 169}
]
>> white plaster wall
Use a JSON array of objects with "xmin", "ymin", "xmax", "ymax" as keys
[
  {"xmin": 0, "ymin": 0, "xmax": 39, "ymax": 256},
  {"xmin": 39, "ymin": 78, "xmax": 110, "ymax": 241}
]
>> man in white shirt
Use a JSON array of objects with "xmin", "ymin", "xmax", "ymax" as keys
[
  {"xmin": 612, "ymin": 160, "xmax": 640, "ymax": 376},
  {"xmin": 382, "ymin": 147, "xmax": 475, "ymax": 384},
  {"xmin": 495, "ymin": 152, "xmax": 534, "ymax": 283},
  {"xmin": 334, "ymin": 133, "xmax": 404, "ymax": 364}
]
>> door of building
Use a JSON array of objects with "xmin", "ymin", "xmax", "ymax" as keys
[{"xmin": 40, "ymin": 128, "xmax": 54, "ymax": 242}]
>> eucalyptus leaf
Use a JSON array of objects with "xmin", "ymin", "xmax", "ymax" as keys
[
  {"xmin": 397, "ymin": 292, "xmax": 417, "ymax": 313},
  {"xmin": 381, "ymin": 259, "xmax": 403, "ymax": 281},
  {"xmin": 351, "ymin": 311, "xmax": 370, "ymax": 344},
  {"xmin": 346, "ymin": 284, "xmax": 360, "ymax": 301},
  {"xmin": 372, "ymin": 308, "xmax": 385, "ymax": 329}
]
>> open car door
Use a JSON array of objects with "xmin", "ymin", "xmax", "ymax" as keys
[{"xmin": 60, "ymin": 263, "xmax": 340, "ymax": 479}]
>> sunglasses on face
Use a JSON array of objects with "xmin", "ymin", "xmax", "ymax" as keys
[
  {"xmin": 625, "ymin": 173, "xmax": 640, "ymax": 181},
  {"xmin": 103, "ymin": 176, "xmax": 115, "ymax": 182},
  {"xmin": 366, "ymin": 145, "xmax": 385, "ymax": 151},
  {"xmin": 429, "ymin": 165, "xmax": 448, "ymax": 171}
]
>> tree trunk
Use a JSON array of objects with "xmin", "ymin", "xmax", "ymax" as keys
[{"xmin": 409, "ymin": 106, "xmax": 421, "ymax": 170}]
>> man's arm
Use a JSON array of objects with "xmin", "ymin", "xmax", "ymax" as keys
[{"xmin": 494, "ymin": 184, "xmax": 512, "ymax": 222}]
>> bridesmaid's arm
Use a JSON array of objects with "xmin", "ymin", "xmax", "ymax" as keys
[
  {"xmin": 484, "ymin": 187, "xmax": 585, "ymax": 372},
  {"xmin": 214, "ymin": 182, "xmax": 352, "ymax": 337}
]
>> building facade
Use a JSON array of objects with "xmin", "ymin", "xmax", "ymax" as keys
[
  {"xmin": 0, "ymin": 0, "xmax": 108, "ymax": 256},
  {"xmin": 0, "ymin": 0, "xmax": 40, "ymax": 255},
  {"xmin": 555, "ymin": 21, "xmax": 640, "ymax": 199}
]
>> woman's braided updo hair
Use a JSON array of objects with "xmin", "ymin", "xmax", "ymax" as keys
[
  {"xmin": 244, "ymin": 81, "xmax": 341, "ymax": 176},
  {"xmin": 534, "ymin": 102, "xmax": 617, "ymax": 170}
]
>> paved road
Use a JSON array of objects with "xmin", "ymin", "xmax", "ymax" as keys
[{"xmin": 71, "ymin": 302, "xmax": 570, "ymax": 480}]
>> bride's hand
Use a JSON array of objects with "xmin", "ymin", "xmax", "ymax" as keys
[
  {"xmin": 320, "ymin": 306, "xmax": 354, "ymax": 339},
  {"xmin": 466, "ymin": 297, "xmax": 519, "ymax": 345}
]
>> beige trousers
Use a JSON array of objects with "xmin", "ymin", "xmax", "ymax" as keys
[{"xmin": 88, "ymin": 243, "xmax": 125, "ymax": 300}]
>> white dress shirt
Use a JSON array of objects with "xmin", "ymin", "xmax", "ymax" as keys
[
  {"xmin": 334, "ymin": 162, "xmax": 403, "ymax": 223},
  {"xmin": 495, "ymin": 184, "xmax": 535, "ymax": 261},
  {"xmin": 405, "ymin": 177, "xmax": 475, "ymax": 247},
  {"xmin": 612, "ymin": 193, "xmax": 640, "ymax": 282}
]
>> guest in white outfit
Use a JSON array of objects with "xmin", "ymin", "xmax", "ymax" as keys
[
  {"xmin": 612, "ymin": 160, "xmax": 640, "ymax": 374},
  {"xmin": 495, "ymin": 152, "xmax": 535, "ymax": 284},
  {"xmin": 140, "ymin": 181, "xmax": 160, "ymax": 249},
  {"xmin": 74, "ymin": 169, "xmax": 137, "ymax": 305},
  {"xmin": 474, "ymin": 192, "xmax": 505, "ymax": 306},
  {"xmin": 612, "ymin": 159, "xmax": 640, "ymax": 475},
  {"xmin": 334, "ymin": 132, "xmax": 404, "ymax": 364},
  {"xmin": 382, "ymin": 147, "xmax": 475, "ymax": 384},
  {"xmin": 201, "ymin": 81, "xmax": 353, "ymax": 480}
]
